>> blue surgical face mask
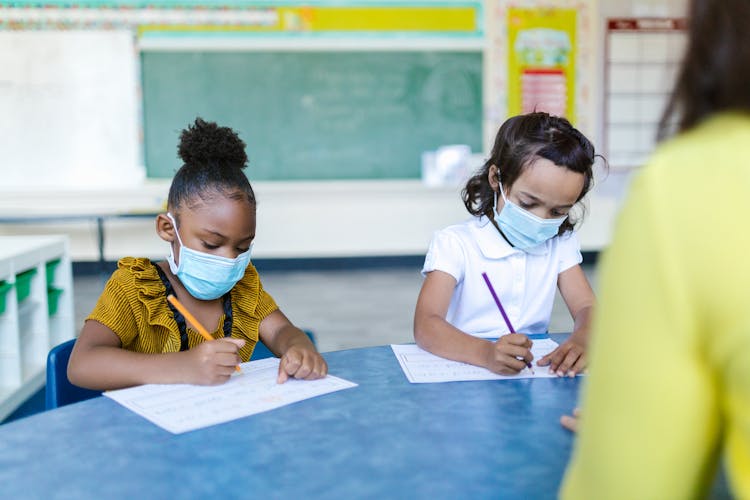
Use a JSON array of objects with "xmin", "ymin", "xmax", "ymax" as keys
[
  {"xmin": 493, "ymin": 185, "xmax": 567, "ymax": 250},
  {"xmin": 166, "ymin": 213, "xmax": 252, "ymax": 300}
]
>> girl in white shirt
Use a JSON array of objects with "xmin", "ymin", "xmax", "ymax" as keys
[{"xmin": 414, "ymin": 112, "xmax": 598, "ymax": 377}]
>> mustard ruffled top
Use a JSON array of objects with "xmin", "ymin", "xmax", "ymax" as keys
[{"xmin": 86, "ymin": 257, "xmax": 278, "ymax": 362}]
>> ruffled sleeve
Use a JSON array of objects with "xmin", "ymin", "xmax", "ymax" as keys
[{"xmin": 86, "ymin": 257, "xmax": 182, "ymax": 353}]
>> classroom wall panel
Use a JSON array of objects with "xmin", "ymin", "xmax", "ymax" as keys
[{"xmin": 0, "ymin": 29, "xmax": 142, "ymax": 188}]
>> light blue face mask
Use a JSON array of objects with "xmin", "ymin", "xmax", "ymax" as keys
[
  {"xmin": 166, "ymin": 213, "xmax": 252, "ymax": 300},
  {"xmin": 493, "ymin": 186, "xmax": 567, "ymax": 250}
]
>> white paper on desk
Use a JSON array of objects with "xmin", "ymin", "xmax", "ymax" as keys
[
  {"xmin": 104, "ymin": 358, "xmax": 357, "ymax": 434},
  {"xmin": 391, "ymin": 338, "xmax": 561, "ymax": 383}
]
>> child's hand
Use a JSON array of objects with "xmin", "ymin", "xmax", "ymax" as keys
[
  {"xmin": 185, "ymin": 338, "xmax": 245, "ymax": 385},
  {"xmin": 277, "ymin": 345, "xmax": 328, "ymax": 384},
  {"xmin": 560, "ymin": 407, "xmax": 581, "ymax": 432},
  {"xmin": 484, "ymin": 333, "xmax": 533, "ymax": 375},
  {"xmin": 537, "ymin": 333, "xmax": 586, "ymax": 377}
]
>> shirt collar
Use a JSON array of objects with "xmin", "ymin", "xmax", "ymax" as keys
[{"xmin": 472, "ymin": 216, "xmax": 550, "ymax": 258}]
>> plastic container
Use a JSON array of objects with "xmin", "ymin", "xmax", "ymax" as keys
[
  {"xmin": 15, "ymin": 268, "xmax": 37, "ymax": 303},
  {"xmin": 45, "ymin": 259, "xmax": 61, "ymax": 287},
  {"xmin": 0, "ymin": 281, "xmax": 12, "ymax": 314},
  {"xmin": 47, "ymin": 287, "xmax": 64, "ymax": 316}
]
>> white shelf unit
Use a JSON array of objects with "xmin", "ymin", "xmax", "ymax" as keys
[{"xmin": 0, "ymin": 235, "xmax": 74, "ymax": 420}]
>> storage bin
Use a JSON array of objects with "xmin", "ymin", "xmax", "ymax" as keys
[
  {"xmin": 15, "ymin": 268, "xmax": 37, "ymax": 303},
  {"xmin": 45, "ymin": 259, "xmax": 61, "ymax": 287},
  {"xmin": 47, "ymin": 287, "xmax": 64, "ymax": 316},
  {"xmin": 0, "ymin": 281, "xmax": 12, "ymax": 314}
]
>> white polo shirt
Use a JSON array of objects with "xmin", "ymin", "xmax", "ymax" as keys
[{"xmin": 421, "ymin": 215, "xmax": 582, "ymax": 337}]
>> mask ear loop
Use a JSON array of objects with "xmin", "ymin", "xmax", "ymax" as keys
[
  {"xmin": 494, "ymin": 169, "xmax": 510, "ymax": 216},
  {"xmin": 166, "ymin": 212, "xmax": 185, "ymax": 274},
  {"xmin": 166, "ymin": 212, "xmax": 185, "ymax": 247}
]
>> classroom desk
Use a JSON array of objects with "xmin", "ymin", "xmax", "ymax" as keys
[{"xmin": 0, "ymin": 335, "xmax": 580, "ymax": 499}]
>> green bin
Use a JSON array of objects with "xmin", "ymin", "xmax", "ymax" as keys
[
  {"xmin": 47, "ymin": 287, "xmax": 64, "ymax": 316},
  {"xmin": 15, "ymin": 268, "xmax": 37, "ymax": 303},
  {"xmin": 45, "ymin": 259, "xmax": 61, "ymax": 287},
  {"xmin": 0, "ymin": 281, "xmax": 12, "ymax": 314}
]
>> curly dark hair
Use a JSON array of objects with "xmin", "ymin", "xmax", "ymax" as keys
[
  {"xmin": 167, "ymin": 118, "xmax": 256, "ymax": 214},
  {"xmin": 462, "ymin": 112, "xmax": 598, "ymax": 235}
]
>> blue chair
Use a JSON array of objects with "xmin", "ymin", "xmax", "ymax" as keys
[
  {"xmin": 250, "ymin": 329, "xmax": 317, "ymax": 361},
  {"xmin": 45, "ymin": 339, "xmax": 102, "ymax": 410}
]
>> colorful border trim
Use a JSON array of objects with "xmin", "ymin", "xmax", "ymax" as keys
[{"xmin": 0, "ymin": 4, "xmax": 483, "ymax": 36}]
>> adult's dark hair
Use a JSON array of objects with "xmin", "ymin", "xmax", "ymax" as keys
[
  {"xmin": 658, "ymin": 0, "xmax": 750, "ymax": 140},
  {"xmin": 462, "ymin": 111, "xmax": 596, "ymax": 235},
  {"xmin": 167, "ymin": 118, "xmax": 256, "ymax": 216}
]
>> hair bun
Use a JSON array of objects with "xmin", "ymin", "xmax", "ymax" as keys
[{"xmin": 178, "ymin": 117, "xmax": 248, "ymax": 170}]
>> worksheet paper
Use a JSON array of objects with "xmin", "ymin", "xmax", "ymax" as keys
[
  {"xmin": 392, "ymin": 338, "xmax": 562, "ymax": 383},
  {"xmin": 104, "ymin": 358, "xmax": 357, "ymax": 434}
]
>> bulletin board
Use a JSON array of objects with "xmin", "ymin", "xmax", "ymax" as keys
[
  {"xmin": 507, "ymin": 7, "xmax": 577, "ymax": 121},
  {"xmin": 604, "ymin": 18, "xmax": 687, "ymax": 169}
]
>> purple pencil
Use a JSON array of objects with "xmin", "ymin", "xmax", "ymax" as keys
[{"xmin": 481, "ymin": 272, "xmax": 533, "ymax": 373}]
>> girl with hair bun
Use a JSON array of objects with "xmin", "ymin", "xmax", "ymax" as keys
[{"xmin": 69, "ymin": 118, "xmax": 327, "ymax": 389}]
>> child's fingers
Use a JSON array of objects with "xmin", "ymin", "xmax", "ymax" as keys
[
  {"xmin": 303, "ymin": 356, "xmax": 328, "ymax": 380},
  {"xmin": 216, "ymin": 352, "xmax": 242, "ymax": 368},
  {"xmin": 291, "ymin": 352, "xmax": 329, "ymax": 380},
  {"xmin": 555, "ymin": 348, "xmax": 585, "ymax": 377},
  {"xmin": 315, "ymin": 356, "xmax": 329, "ymax": 378},
  {"xmin": 500, "ymin": 333, "xmax": 533, "ymax": 348},
  {"xmin": 209, "ymin": 338, "xmax": 245, "ymax": 353},
  {"xmin": 490, "ymin": 354, "xmax": 527, "ymax": 374},
  {"xmin": 308, "ymin": 355, "xmax": 329, "ymax": 380},
  {"xmin": 539, "ymin": 346, "xmax": 567, "ymax": 370},
  {"xmin": 292, "ymin": 356, "xmax": 314, "ymax": 380},
  {"xmin": 560, "ymin": 413, "xmax": 579, "ymax": 432},
  {"xmin": 276, "ymin": 360, "xmax": 289, "ymax": 384},
  {"xmin": 215, "ymin": 364, "xmax": 238, "ymax": 377},
  {"xmin": 566, "ymin": 354, "xmax": 587, "ymax": 377},
  {"xmin": 507, "ymin": 357, "xmax": 529, "ymax": 372},
  {"xmin": 496, "ymin": 343, "xmax": 533, "ymax": 363},
  {"xmin": 277, "ymin": 352, "xmax": 302, "ymax": 384},
  {"xmin": 536, "ymin": 350, "xmax": 557, "ymax": 367},
  {"xmin": 224, "ymin": 338, "xmax": 246, "ymax": 349}
]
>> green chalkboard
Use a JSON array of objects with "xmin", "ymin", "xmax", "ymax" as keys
[{"xmin": 142, "ymin": 51, "xmax": 482, "ymax": 180}]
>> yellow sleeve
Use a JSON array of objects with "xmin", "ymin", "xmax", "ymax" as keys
[
  {"xmin": 560, "ymin": 166, "xmax": 721, "ymax": 499},
  {"xmin": 86, "ymin": 271, "xmax": 141, "ymax": 346},
  {"xmin": 255, "ymin": 279, "xmax": 279, "ymax": 321}
]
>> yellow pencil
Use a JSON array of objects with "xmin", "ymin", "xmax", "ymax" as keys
[{"xmin": 167, "ymin": 294, "xmax": 241, "ymax": 372}]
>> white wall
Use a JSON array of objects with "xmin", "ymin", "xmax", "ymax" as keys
[
  {"xmin": 0, "ymin": 179, "xmax": 618, "ymax": 261},
  {"xmin": 0, "ymin": 30, "xmax": 143, "ymax": 188}
]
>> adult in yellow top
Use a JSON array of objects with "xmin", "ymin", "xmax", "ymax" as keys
[
  {"xmin": 68, "ymin": 118, "xmax": 327, "ymax": 389},
  {"xmin": 562, "ymin": 0, "xmax": 750, "ymax": 497}
]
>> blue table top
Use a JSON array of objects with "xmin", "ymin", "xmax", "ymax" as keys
[{"xmin": 0, "ymin": 336, "xmax": 580, "ymax": 499}]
